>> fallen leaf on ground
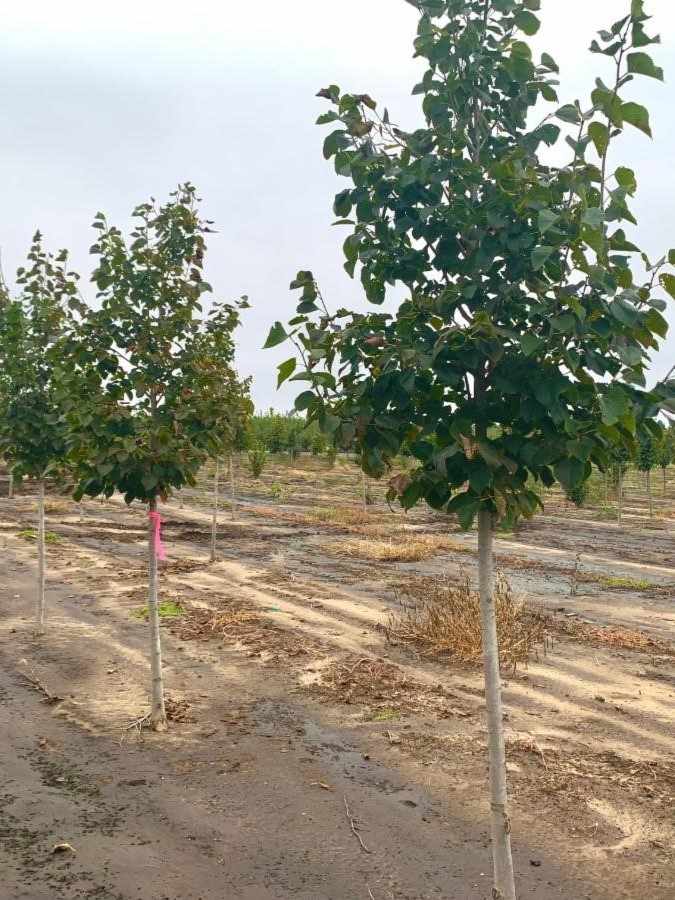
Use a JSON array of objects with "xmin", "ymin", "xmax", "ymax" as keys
[
  {"xmin": 51, "ymin": 843, "xmax": 76, "ymax": 854},
  {"xmin": 310, "ymin": 781, "xmax": 332, "ymax": 791}
]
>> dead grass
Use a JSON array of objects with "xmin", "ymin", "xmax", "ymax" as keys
[
  {"xmin": 335, "ymin": 537, "xmax": 435, "ymax": 562},
  {"xmin": 551, "ymin": 618, "xmax": 675, "ymax": 656},
  {"xmin": 173, "ymin": 605, "xmax": 323, "ymax": 660},
  {"xmin": 303, "ymin": 656, "xmax": 467, "ymax": 719},
  {"xmin": 329, "ymin": 534, "xmax": 469, "ymax": 563},
  {"xmin": 388, "ymin": 569, "xmax": 547, "ymax": 669}
]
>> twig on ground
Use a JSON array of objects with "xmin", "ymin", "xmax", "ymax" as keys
[
  {"xmin": 18, "ymin": 665, "xmax": 67, "ymax": 705},
  {"xmin": 367, "ymin": 887, "xmax": 376, "ymax": 900},
  {"xmin": 118, "ymin": 713, "xmax": 151, "ymax": 746},
  {"xmin": 344, "ymin": 795, "xmax": 371, "ymax": 854}
]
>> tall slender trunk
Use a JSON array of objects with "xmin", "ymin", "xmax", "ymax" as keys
[
  {"xmin": 8, "ymin": 472, "xmax": 13, "ymax": 500},
  {"xmin": 78, "ymin": 500, "xmax": 85, "ymax": 522},
  {"xmin": 477, "ymin": 508, "xmax": 516, "ymax": 900},
  {"xmin": 617, "ymin": 470, "xmax": 623, "ymax": 526},
  {"xmin": 35, "ymin": 478, "xmax": 46, "ymax": 635},
  {"xmin": 647, "ymin": 469, "xmax": 653, "ymax": 519},
  {"xmin": 178, "ymin": 491, "xmax": 184, "ymax": 510},
  {"xmin": 229, "ymin": 454, "xmax": 236, "ymax": 521},
  {"xmin": 147, "ymin": 498, "xmax": 167, "ymax": 731},
  {"xmin": 210, "ymin": 458, "xmax": 220, "ymax": 562},
  {"xmin": 361, "ymin": 470, "xmax": 368, "ymax": 512},
  {"xmin": 663, "ymin": 466, "xmax": 667, "ymax": 496}
]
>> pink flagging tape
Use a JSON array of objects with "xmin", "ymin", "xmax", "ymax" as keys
[{"xmin": 148, "ymin": 511, "xmax": 167, "ymax": 561}]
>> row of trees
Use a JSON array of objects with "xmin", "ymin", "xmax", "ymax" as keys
[
  {"xmin": 564, "ymin": 423, "xmax": 674, "ymax": 516},
  {"xmin": 2, "ymin": 1, "xmax": 675, "ymax": 896},
  {"xmin": 0, "ymin": 185, "xmax": 252, "ymax": 730},
  {"xmin": 247, "ymin": 410, "xmax": 329, "ymax": 457}
]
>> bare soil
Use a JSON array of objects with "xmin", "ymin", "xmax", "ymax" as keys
[{"xmin": 1, "ymin": 458, "xmax": 674, "ymax": 899}]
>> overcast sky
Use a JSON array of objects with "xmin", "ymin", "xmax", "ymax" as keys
[{"xmin": 2, "ymin": 0, "xmax": 674, "ymax": 409}]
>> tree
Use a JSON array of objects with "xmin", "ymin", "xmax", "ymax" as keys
[
  {"xmin": 268, "ymin": 2, "xmax": 674, "ymax": 895},
  {"xmin": 636, "ymin": 430, "xmax": 657, "ymax": 517},
  {"xmin": 657, "ymin": 423, "xmax": 674, "ymax": 494},
  {"xmin": 0, "ymin": 234, "xmax": 80, "ymax": 634},
  {"xmin": 209, "ymin": 385, "xmax": 252, "ymax": 561},
  {"xmin": 610, "ymin": 443, "xmax": 633, "ymax": 525},
  {"xmin": 63, "ymin": 185, "xmax": 248, "ymax": 730}
]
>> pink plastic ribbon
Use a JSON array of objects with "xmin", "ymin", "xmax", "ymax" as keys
[{"xmin": 148, "ymin": 511, "xmax": 167, "ymax": 561}]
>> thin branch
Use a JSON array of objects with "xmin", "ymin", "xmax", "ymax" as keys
[{"xmin": 344, "ymin": 795, "xmax": 371, "ymax": 853}]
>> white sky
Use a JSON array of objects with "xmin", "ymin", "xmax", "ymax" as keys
[{"xmin": 2, "ymin": 0, "xmax": 674, "ymax": 408}]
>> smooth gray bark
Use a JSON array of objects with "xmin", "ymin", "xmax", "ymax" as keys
[
  {"xmin": 210, "ymin": 458, "xmax": 220, "ymax": 562},
  {"xmin": 147, "ymin": 498, "xmax": 167, "ymax": 731},
  {"xmin": 617, "ymin": 470, "xmax": 623, "ymax": 526},
  {"xmin": 229, "ymin": 454, "xmax": 236, "ymax": 521},
  {"xmin": 477, "ymin": 507, "xmax": 516, "ymax": 900},
  {"xmin": 36, "ymin": 479, "xmax": 46, "ymax": 635}
]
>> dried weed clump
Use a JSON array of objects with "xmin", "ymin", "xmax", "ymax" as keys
[
  {"xmin": 332, "ymin": 535, "xmax": 468, "ymax": 563},
  {"xmin": 388, "ymin": 569, "xmax": 545, "ymax": 669},
  {"xmin": 556, "ymin": 619, "xmax": 675, "ymax": 656}
]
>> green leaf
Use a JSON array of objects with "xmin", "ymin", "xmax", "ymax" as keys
[
  {"xmin": 537, "ymin": 210, "xmax": 559, "ymax": 235},
  {"xmin": 627, "ymin": 52, "xmax": 664, "ymax": 80},
  {"xmin": 621, "ymin": 101, "xmax": 652, "ymax": 137},
  {"xmin": 660, "ymin": 273, "xmax": 675, "ymax": 300},
  {"xmin": 540, "ymin": 52, "xmax": 559, "ymax": 73},
  {"xmin": 531, "ymin": 246, "xmax": 554, "ymax": 269},
  {"xmin": 263, "ymin": 322, "xmax": 288, "ymax": 349},
  {"xmin": 615, "ymin": 167, "xmax": 637, "ymax": 193},
  {"xmin": 477, "ymin": 443, "xmax": 518, "ymax": 475},
  {"xmin": 294, "ymin": 390, "xmax": 316, "ymax": 411},
  {"xmin": 601, "ymin": 385, "xmax": 630, "ymax": 426},
  {"xmin": 588, "ymin": 121, "xmax": 610, "ymax": 157},
  {"xmin": 514, "ymin": 10, "xmax": 540, "ymax": 35},
  {"xmin": 277, "ymin": 357, "xmax": 296, "ymax": 388},
  {"xmin": 447, "ymin": 493, "xmax": 482, "ymax": 531},
  {"xmin": 581, "ymin": 207, "xmax": 605, "ymax": 228},
  {"xmin": 141, "ymin": 472, "xmax": 158, "ymax": 491},
  {"xmin": 520, "ymin": 333, "xmax": 544, "ymax": 356},
  {"xmin": 323, "ymin": 129, "xmax": 347, "ymax": 160},
  {"xmin": 631, "ymin": 0, "xmax": 648, "ymax": 23},
  {"xmin": 556, "ymin": 104, "xmax": 582, "ymax": 124},
  {"xmin": 553, "ymin": 457, "xmax": 585, "ymax": 491}
]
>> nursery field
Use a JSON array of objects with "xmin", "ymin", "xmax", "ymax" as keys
[{"xmin": 1, "ymin": 456, "xmax": 674, "ymax": 900}]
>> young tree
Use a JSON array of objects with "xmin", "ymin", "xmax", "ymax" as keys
[
  {"xmin": 636, "ymin": 431, "xmax": 657, "ymax": 517},
  {"xmin": 0, "ymin": 235, "xmax": 80, "ymax": 634},
  {"xmin": 610, "ymin": 443, "xmax": 633, "ymax": 525},
  {"xmin": 64, "ymin": 185, "xmax": 248, "ymax": 730},
  {"xmin": 268, "ymin": 2, "xmax": 674, "ymax": 895},
  {"xmin": 657, "ymin": 423, "xmax": 674, "ymax": 494},
  {"xmin": 209, "ymin": 386, "xmax": 252, "ymax": 561}
]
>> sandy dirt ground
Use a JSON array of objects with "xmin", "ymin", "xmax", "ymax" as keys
[{"xmin": 1, "ymin": 461, "xmax": 674, "ymax": 899}]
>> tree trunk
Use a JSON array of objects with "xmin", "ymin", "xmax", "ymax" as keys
[
  {"xmin": 178, "ymin": 491, "xmax": 184, "ymax": 510},
  {"xmin": 147, "ymin": 499, "xmax": 167, "ymax": 731},
  {"xmin": 8, "ymin": 472, "xmax": 13, "ymax": 500},
  {"xmin": 362, "ymin": 470, "xmax": 368, "ymax": 512},
  {"xmin": 647, "ymin": 469, "xmax": 653, "ymax": 519},
  {"xmin": 210, "ymin": 458, "xmax": 220, "ymax": 562},
  {"xmin": 477, "ymin": 507, "xmax": 516, "ymax": 900},
  {"xmin": 35, "ymin": 478, "xmax": 46, "ymax": 635},
  {"xmin": 664, "ymin": 466, "xmax": 667, "ymax": 496},
  {"xmin": 617, "ymin": 470, "xmax": 623, "ymax": 526},
  {"xmin": 229, "ymin": 454, "xmax": 236, "ymax": 521},
  {"xmin": 78, "ymin": 500, "xmax": 85, "ymax": 522}
]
